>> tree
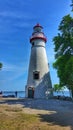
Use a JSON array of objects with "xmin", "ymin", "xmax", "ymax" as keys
[
  {"xmin": 53, "ymin": 84, "xmax": 61, "ymax": 91},
  {"xmin": 53, "ymin": 84, "xmax": 65, "ymax": 97},
  {"xmin": 53, "ymin": 14, "xmax": 73, "ymax": 97},
  {"xmin": 0, "ymin": 63, "xmax": 3, "ymax": 70}
]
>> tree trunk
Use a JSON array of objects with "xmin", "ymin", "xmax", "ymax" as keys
[
  {"xmin": 69, "ymin": 89, "xmax": 73, "ymax": 100},
  {"xmin": 69, "ymin": 89, "xmax": 72, "ymax": 98},
  {"xmin": 71, "ymin": 90, "xmax": 73, "ymax": 99}
]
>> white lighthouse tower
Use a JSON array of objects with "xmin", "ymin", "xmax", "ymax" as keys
[{"xmin": 25, "ymin": 24, "xmax": 52, "ymax": 99}]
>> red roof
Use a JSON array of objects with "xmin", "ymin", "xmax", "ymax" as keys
[
  {"xmin": 30, "ymin": 24, "xmax": 47, "ymax": 43},
  {"xmin": 33, "ymin": 23, "xmax": 43, "ymax": 29}
]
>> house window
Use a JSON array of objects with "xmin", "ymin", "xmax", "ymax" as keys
[{"xmin": 33, "ymin": 71, "xmax": 40, "ymax": 80}]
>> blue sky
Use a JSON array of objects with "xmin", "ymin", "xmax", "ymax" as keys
[{"xmin": 0, "ymin": 0, "xmax": 72, "ymax": 91}]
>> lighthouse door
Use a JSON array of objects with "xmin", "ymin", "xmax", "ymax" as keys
[{"xmin": 28, "ymin": 87, "xmax": 34, "ymax": 98}]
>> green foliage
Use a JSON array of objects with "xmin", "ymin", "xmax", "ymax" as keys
[
  {"xmin": 0, "ymin": 63, "xmax": 3, "ymax": 70},
  {"xmin": 53, "ymin": 15, "xmax": 73, "ymax": 58},
  {"xmin": 53, "ymin": 14, "xmax": 73, "ymax": 94},
  {"xmin": 53, "ymin": 84, "xmax": 61, "ymax": 91},
  {"xmin": 64, "ymin": 56, "xmax": 73, "ymax": 90}
]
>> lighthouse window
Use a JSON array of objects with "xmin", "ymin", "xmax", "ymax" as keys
[
  {"xmin": 33, "ymin": 71, "xmax": 39, "ymax": 80},
  {"xmin": 32, "ymin": 42, "xmax": 34, "ymax": 46}
]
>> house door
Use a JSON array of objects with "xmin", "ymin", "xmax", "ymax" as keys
[{"xmin": 28, "ymin": 87, "xmax": 34, "ymax": 98}]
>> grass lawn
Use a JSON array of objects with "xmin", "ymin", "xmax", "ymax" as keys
[{"xmin": 0, "ymin": 105, "xmax": 50, "ymax": 130}]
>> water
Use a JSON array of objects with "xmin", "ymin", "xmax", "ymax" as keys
[
  {"xmin": 53, "ymin": 90, "xmax": 70, "ymax": 97},
  {"xmin": 17, "ymin": 91, "xmax": 25, "ymax": 98},
  {"xmin": 2, "ymin": 91, "xmax": 25, "ymax": 98},
  {"xmin": 1, "ymin": 90, "xmax": 71, "ymax": 98}
]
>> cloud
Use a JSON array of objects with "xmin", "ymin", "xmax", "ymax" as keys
[
  {"xmin": 2, "ymin": 0, "xmax": 33, "ymax": 6},
  {"xmin": 3, "ymin": 63, "xmax": 20, "ymax": 72},
  {"xmin": 0, "ymin": 11, "xmax": 35, "ymax": 20},
  {"xmin": 13, "ymin": 22, "xmax": 31, "ymax": 28},
  {"xmin": 0, "ymin": 62, "xmax": 28, "ymax": 81},
  {"xmin": 3, "ymin": 62, "xmax": 28, "ymax": 72},
  {"xmin": 0, "ymin": 10, "xmax": 37, "ymax": 33}
]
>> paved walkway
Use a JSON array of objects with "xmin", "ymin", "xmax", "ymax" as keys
[{"xmin": 0, "ymin": 98, "xmax": 73, "ymax": 112}]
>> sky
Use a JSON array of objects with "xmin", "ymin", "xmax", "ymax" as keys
[{"xmin": 0, "ymin": 0, "xmax": 72, "ymax": 91}]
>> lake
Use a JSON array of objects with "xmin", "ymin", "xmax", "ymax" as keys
[{"xmin": 1, "ymin": 90, "xmax": 71, "ymax": 98}]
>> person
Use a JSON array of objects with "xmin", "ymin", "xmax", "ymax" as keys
[
  {"xmin": 15, "ymin": 91, "xmax": 17, "ymax": 97},
  {"xmin": 0, "ymin": 91, "xmax": 2, "ymax": 97}
]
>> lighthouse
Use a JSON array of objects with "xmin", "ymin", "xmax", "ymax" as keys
[{"xmin": 25, "ymin": 24, "xmax": 52, "ymax": 99}]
